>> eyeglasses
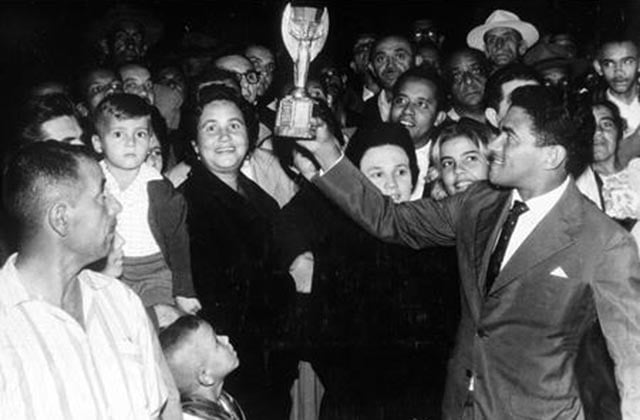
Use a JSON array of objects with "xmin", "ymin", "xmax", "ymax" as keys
[
  {"xmin": 88, "ymin": 81, "xmax": 122, "ymax": 96},
  {"xmin": 235, "ymin": 70, "xmax": 260, "ymax": 85}
]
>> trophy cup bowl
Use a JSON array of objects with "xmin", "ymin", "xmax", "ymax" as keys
[{"xmin": 275, "ymin": 3, "xmax": 329, "ymax": 139}]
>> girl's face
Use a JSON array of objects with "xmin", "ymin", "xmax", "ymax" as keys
[
  {"xmin": 439, "ymin": 135, "xmax": 489, "ymax": 196},
  {"xmin": 359, "ymin": 144, "xmax": 413, "ymax": 203}
]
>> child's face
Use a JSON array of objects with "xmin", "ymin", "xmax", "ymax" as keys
[
  {"xmin": 198, "ymin": 323, "xmax": 239, "ymax": 380},
  {"xmin": 93, "ymin": 116, "xmax": 151, "ymax": 171},
  {"xmin": 597, "ymin": 41, "xmax": 639, "ymax": 95}
]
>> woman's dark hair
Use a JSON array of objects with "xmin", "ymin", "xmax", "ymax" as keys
[
  {"xmin": 345, "ymin": 122, "xmax": 419, "ymax": 186},
  {"xmin": 186, "ymin": 85, "xmax": 259, "ymax": 152}
]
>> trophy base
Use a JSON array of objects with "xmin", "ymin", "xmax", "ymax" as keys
[{"xmin": 275, "ymin": 95, "xmax": 315, "ymax": 139}]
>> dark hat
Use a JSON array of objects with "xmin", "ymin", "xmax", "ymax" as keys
[
  {"xmin": 524, "ymin": 42, "xmax": 589, "ymax": 77},
  {"xmin": 89, "ymin": 4, "xmax": 164, "ymax": 46},
  {"xmin": 345, "ymin": 122, "xmax": 419, "ymax": 186}
]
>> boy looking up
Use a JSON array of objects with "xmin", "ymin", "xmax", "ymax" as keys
[{"xmin": 92, "ymin": 93, "xmax": 199, "ymax": 327}]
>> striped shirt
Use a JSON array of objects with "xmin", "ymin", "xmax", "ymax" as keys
[{"xmin": 0, "ymin": 254, "xmax": 167, "ymax": 419}]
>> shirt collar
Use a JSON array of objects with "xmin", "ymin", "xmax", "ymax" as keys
[
  {"xmin": 606, "ymin": 89, "xmax": 640, "ymax": 108},
  {"xmin": 0, "ymin": 254, "xmax": 112, "ymax": 310},
  {"xmin": 511, "ymin": 176, "xmax": 570, "ymax": 214}
]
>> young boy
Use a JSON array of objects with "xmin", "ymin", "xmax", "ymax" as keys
[
  {"xmin": 160, "ymin": 316, "xmax": 244, "ymax": 420},
  {"xmin": 594, "ymin": 36, "xmax": 640, "ymax": 165},
  {"xmin": 92, "ymin": 93, "xmax": 200, "ymax": 327}
]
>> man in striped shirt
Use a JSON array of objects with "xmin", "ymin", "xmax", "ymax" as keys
[{"xmin": 0, "ymin": 142, "xmax": 169, "ymax": 419}]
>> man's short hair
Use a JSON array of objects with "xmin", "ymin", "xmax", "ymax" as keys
[
  {"xmin": 392, "ymin": 66, "xmax": 448, "ymax": 112},
  {"xmin": 509, "ymin": 85, "xmax": 590, "ymax": 176},
  {"xmin": 93, "ymin": 93, "xmax": 153, "ymax": 134},
  {"xmin": 596, "ymin": 32, "xmax": 639, "ymax": 58},
  {"xmin": 159, "ymin": 315, "xmax": 204, "ymax": 355},
  {"xmin": 21, "ymin": 93, "xmax": 82, "ymax": 144},
  {"xmin": 3, "ymin": 141, "xmax": 95, "ymax": 243},
  {"xmin": 484, "ymin": 63, "xmax": 541, "ymax": 111}
]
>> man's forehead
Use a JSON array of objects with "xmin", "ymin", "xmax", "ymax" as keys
[
  {"xmin": 121, "ymin": 65, "xmax": 150, "ymax": 79},
  {"xmin": 600, "ymin": 41, "xmax": 638, "ymax": 59},
  {"xmin": 246, "ymin": 46, "xmax": 274, "ymax": 63},
  {"xmin": 375, "ymin": 37, "xmax": 411, "ymax": 54},
  {"xmin": 399, "ymin": 78, "xmax": 437, "ymax": 98},
  {"xmin": 485, "ymin": 27, "xmax": 521, "ymax": 40},
  {"xmin": 89, "ymin": 70, "xmax": 117, "ymax": 85},
  {"xmin": 451, "ymin": 52, "xmax": 481, "ymax": 69},
  {"xmin": 114, "ymin": 20, "xmax": 144, "ymax": 36},
  {"xmin": 217, "ymin": 55, "xmax": 252, "ymax": 72}
]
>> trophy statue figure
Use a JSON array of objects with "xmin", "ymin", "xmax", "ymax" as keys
[{"xmin": 275, "ymin": 3, "xmax": 329, "ymax": 139}]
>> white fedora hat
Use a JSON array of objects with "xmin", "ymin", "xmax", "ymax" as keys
[{"xmin": 466, "ymin": 9, "xmax": 539, "ymax": 51}]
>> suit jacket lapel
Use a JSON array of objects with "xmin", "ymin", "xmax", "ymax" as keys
[
  {"xmin": 489, "ymin": 182, "xmax": 582, "ymax": 295},
  {"xmin": 474, "ymin": 192, "xmax": 511, "ymax": 297}
]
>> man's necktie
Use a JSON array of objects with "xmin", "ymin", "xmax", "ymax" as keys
[{"xmin": 485, "ymin": 200, "xmax": 529, "ymax": 294}]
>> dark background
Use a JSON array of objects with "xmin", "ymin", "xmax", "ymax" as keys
[{"xmin": 0, "ymin": 0, "xmax": 636, "ymax": 146}]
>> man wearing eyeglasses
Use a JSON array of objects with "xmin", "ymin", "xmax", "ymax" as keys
[{"xmin": 215, "ymin": 54, "xmax": 261, "ymax": 105}]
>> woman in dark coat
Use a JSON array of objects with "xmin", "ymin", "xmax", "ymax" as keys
[
  {"xmin": 274, "ymin": 122, "xmax": 460, "ymax": 420},
  {"xmin": 181, "ymin": 86, "xmax": 294, "ymax": 420}
]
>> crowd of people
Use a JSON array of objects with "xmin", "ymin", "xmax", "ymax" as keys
[{"xmin": 2, "ymin": 2, "xmax": 640, "ymax": 420}]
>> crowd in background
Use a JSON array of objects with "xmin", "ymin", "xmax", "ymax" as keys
[{"xmin": 2, "ymin": 2, "xmax": 640, "ymax": 419}]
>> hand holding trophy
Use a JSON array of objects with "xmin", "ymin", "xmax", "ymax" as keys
[{"xmin": 275, "ymin": 3, "xmax": 329, "ymax": 139}]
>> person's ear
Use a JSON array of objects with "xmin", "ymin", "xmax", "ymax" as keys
[
  {"xmin": 544, "ymin": 144, "xmax": 567, "ymax": 170},
  {"xmin": 197, "ymin": 368, "xmax": 217, "ymax": 387},
  {"xmin": 76, "ymin": 103, "xmax": 89, "ymax": 118},
  {"xmin": 434, "ymin": 110, "xmax": 446, "ymax": 127},
  {"xmin": 415, "ymin": 55, "xmax": 424, "ymax": 67},
  {"xmin": 91, "ymin": 135, "xmax": 104, "ymax": 154},
  {"xmin": 48, "ymin": 201, "xmax": 70, "ymax": 237},
  {"xmin": 593, "ymin": 59, "xmax": 603, "ymax": 76},
  {"xmin": 517, "ymin": 41, "xmax": 528, "ymax": 57},
  {"xmin": 191, "ymin": 140, "xmax": 200, "ymax": 157},
  {"xmin": 485, "ymin": 108, "xmax": 499, "ymax": 129}
]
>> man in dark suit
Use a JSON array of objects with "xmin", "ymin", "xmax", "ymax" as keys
[{"xmin": 297, "ymin": 85, "xmax": 640, "ymax": 419}]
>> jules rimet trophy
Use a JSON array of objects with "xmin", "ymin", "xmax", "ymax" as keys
[{"xmin": 274, "ymin": 3, "xmax": 329, "ymax": 139}]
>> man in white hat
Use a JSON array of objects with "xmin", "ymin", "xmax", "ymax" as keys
[{"xmin": 467, "ymin": 9, "xmax": 539, "ymax": 71}]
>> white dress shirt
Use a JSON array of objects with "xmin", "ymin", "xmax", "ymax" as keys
[
  {"xmin": 500, "ymin": 177, "xmax": 570, "ymax": 269},
  {"xmin": 377, "ymin": 91, "xmax": 391, "ymax": 122},
  {"xmin": 411, "ymin": 141, "xmax": 432, "ymax": 201}
]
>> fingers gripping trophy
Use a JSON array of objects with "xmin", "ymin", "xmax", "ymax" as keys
[{"xmin": 275, "ymin": 3, "xmax": 329, "ymax": 139}]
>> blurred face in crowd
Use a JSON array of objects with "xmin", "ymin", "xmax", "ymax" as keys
[
  {"xmin": 370, "ymin": 36, "xmax": 413, "ymax": 91},
  {"xmin": 85, "ymin": 69, "xmax": 122, "ymax": 112},
  {"xmin": 484, "ymin": 27, "xmax": 525, "ymax": 68},
  {"xmin": 439, "ymin": 135, "xmax": 489, "ymax": 195},
  {"xmin": 41, "ymin": 115, "xmax": 84, "ymax": 145},
  {"xmin": 540, "ymin": 66, "xmax": 569, "ymax": 88},
  {"xmin": 215, "ymin": 55, "xmax": 260, "ymax": 104},
  {"xmin": 595, "ymin": 41, "xmax": 639, "ymax": 96},
  {"xmin": 145, "ymin": 134, "xmax": 163, "ymax": 172},
  {"xmin": 351, "ymin": 34, "xmax": 375, "ymax": 75},
  {"xmin": 413, "ymin": 19, "xmax": 443, "ymax": 48},
  {"xmin": 111, "ymin": 20, "xmax": 147, "ymax": 65},
  {"xmin": 592, "ymin": 105, "xmax": 620, "ymax": 164},
  {"xmin": 390, "ymin": 77, "xmax": 444, "ymax": 147},
  {"xmin": 416, "ymin": 45, "xmax": 441, "ymax": 73},
  {"xmin": 194, "ymin": 99, "xmax": 249, "ymax": 176},
  {"xmin": 449, "ymin": 51, "xmax": 487, "ymax": 109},
  {"xmin": 245, "ymin": 45, "xmax": 276, "ymax": 97},
  {"xmin": 120, "ymin": 64, "xmax": 155, "ymax": 105},
  {"xmin": 157, "ymin": 66, "xmax": 187, "ymax": 97},
  {"xmin": 360, "ymin": 144, "xmax": 413, "ymax": 203}
]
